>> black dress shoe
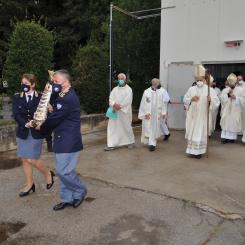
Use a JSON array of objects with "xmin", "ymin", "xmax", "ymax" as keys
[
  {"xmin": 221, "ymin": 138, "xmax": 228, "ymax": 144},
  {"xmin": 195, "ymin": 154, "xmax": 202, "ymax": 159},
  {"xmin": 73, "ymin": 196, "xmax": 86, "ymax": 208},
  {"xmin": 53, "ymin": 202, "xmax": 72, "ymax": 211},
  {"xmin": 47, "ymin": 171, "xmax": 55, "ymax": 190},
  {"xmin": 19, "ymin": 184, "xmax": 35, "ymax": 197},
  {"xmin": 163, "ymin": 134, "xmax": 171, "ymax": 141},
  {"xmin": 149, "ymin": 145, "xmax": 156, "ymax": 152}
]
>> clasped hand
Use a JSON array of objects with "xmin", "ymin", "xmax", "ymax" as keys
[
  {"xmin": 191, "ymin": 96, "xmax": 211, "ymax": 102},
  {"xmin": 191, "ymin": 96, "xmax": 199, "ymax": 102},
  {"xmin": 113, "ymin": 103, "xmax": 121, "ymax": 111}
]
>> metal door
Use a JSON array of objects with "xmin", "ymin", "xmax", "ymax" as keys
[{"xmin": 167, "ymin": 63, "xmax": 194, "ymax": 129}]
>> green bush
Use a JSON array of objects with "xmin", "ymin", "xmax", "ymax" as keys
[
  {"xmin": 72, "ymin": 44, "xmax": 109, "ymax": 114},
  {"xmin": 3, "ymin": 21, "xmax": 54, "ymax": 93}
]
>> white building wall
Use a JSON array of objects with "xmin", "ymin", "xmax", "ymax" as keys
[{"xmin": 160, "ymin": 0, "xmax": 245, "ymax": 128}]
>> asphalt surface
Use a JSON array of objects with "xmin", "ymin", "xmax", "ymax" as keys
[{"xmin": 1, "ymin": 129, "xmax": 245, "ymax": 244}]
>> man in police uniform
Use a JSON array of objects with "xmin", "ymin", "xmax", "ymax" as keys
[{"xmin": 38, "ymin": 70, "xmax": 87, "ymax": 211}]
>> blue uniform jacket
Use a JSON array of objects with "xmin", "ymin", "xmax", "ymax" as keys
[
  {"xmin": 12, "ymin": 92, "xmax": 43, "ymax": 139},
  {"xmin": 40, "ymin": 88, "xmax": 83, "ymax": 153}
]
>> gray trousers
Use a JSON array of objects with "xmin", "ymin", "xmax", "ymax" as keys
[{"xmin": 55, "ymin": 151, "xmax": 87, "ymax": 203}]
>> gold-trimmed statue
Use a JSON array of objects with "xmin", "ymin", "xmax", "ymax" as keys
[{"xmin": 30, "ymin": 70, "xmax": 54, "ymax": 128}]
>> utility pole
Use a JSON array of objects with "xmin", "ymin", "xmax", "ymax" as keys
[{"xmin": 109, "ymin": 2, "xmax": 113, "ymax": 93}]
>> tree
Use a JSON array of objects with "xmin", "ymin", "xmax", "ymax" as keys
[
  {"xmin": 3, "ymin": 21, "xmax": 54, "ymax": 92},
  {"xmin": 0, "ymin": 0, "xmax": 112, "ymax": 75},
  {"xmin": 40, "ymin": 0, "xmax": 110, "ymax": 70},
  {"xmin": 0, "ymin": 0, "xmax": 42, "ymax": 77},
  {"xmin": 0, "ymin": 0, "xmax": 161, "ymax": 111},
  {"xmin": 72, "ymin": 44, "xmax": 109, "ymax": 114},
  {"xmin": 101, "ymin": 0, "xmax": 161, "ymax": 108}
]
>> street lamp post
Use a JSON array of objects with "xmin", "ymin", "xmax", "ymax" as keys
[
  {"xmin": 109, "ymin": 2, "xmax": 113, "ymax": 93},
  {"xmin": 108, "ymin": 3, "xmax": 175, "ymax": 93}
]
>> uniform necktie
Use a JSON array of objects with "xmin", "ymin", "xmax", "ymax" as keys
[{"xmin": 28, "ymin": 95, "xmax": 32, "ymax": 106}]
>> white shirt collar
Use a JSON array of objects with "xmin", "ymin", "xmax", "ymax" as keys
[{"xmin": 25, "ymin": 91, "xmax": 34, "ymax": 102}]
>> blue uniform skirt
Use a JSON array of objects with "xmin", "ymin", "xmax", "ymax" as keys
[{"xmin": 17, "ymin": 130, "xmax": 43, "ymax": 159}]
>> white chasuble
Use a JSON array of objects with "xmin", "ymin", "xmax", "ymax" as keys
[
  {"xmin": 107, "ymin": 85, "xmax": 135, "ymax": 147},
  {"xmin": 220, "ymin": 86, "xmax": 245, "ymax": 140},
  {"xmin": 184, "ymin": 84, "xmax": 220, "ymax": 155},
  {"xmin": 138, "ymin": 87, "xmax": 166, "ymax": 146}
]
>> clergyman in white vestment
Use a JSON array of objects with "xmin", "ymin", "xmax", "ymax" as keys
[
  {"xmin": 210, "ymin": 77, "xmax": 221, "ymax": 133},
  {"xmin": 220, "ymin": 73, "xmax": 245, "ymax": 143},
  {"xmin": 138, "ymin": 78, "xmax": 166, "ymax": 152},
  {"xmin": 184, "ymin": 65, "xmax": 220, "ymax": 159},
  {"xmin": 160, "ymin": 87, "xmax": 171, "ymax": 141},
  {"xmin": 105, "ymin": 73, "xmax": 135, "ymax": 151},
  {"xmin": 237, "ymin": 74, "xmax": 245, "ymax": 143}
]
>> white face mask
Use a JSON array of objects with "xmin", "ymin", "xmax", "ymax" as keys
[
  {"xmin": 196, "ymin": 81, "xmax": 204, "ymax": 87},
  {"xmin": 239, "ymin": 80, "xmax": 244, "ymax": 85}
]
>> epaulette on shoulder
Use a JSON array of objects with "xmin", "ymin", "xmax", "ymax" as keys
[
  {"xmin": 14, "ymin": 92, "xmax": 24, "ymax": 97},
  {"xmin": 34, "ymin": 91, "xmax": 40, "ymax": 97}
]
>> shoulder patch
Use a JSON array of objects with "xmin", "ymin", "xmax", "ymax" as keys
[{"xmin": 57, "ymin": 103, "xmax": 62, "ymax": 110}]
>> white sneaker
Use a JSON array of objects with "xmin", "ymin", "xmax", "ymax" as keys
[{"xmin": 104, "ymin": 147, "xmax": 115, "ymax": 151}]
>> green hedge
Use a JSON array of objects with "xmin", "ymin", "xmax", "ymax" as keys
[
  {"xmin": 3, "ymin": 21, "xmax": 54, "ymax": 93},
  {"xmin": 72, "ymin": 44, "xmax": 109, "ymax": 114}
]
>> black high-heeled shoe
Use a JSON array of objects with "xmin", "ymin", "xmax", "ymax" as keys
[
  {"xmin": 19, "ymin": 184, "xmax": 35, "ymax": 197},
  {"xmin": 46, "ymin": 171, "xmax": 55, "ymax": 190}
]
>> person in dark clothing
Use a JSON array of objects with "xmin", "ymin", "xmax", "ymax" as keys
[{"xmin": 12, "ymin": 74, "xmax": 55, "ymax": 197}]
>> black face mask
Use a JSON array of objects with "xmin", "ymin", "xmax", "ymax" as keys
[
  {"xmin": 52, "ymin": 83, "xmax": 62, "ymax": 94},
  {"xmin": 21, "ymin": 83, "xmax": 31, "ymax": 92},
  {"xmin": 212, "ymin": 85, "xmax": 216, "ymax": 88}
]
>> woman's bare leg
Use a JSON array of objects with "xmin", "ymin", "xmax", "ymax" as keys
[
  {"xmin": 28, "ymin": 159, "xmax": 52, "ymax": 184},
  {"xmin": 21, "ymin": 159, "xmax": 34, "ymax": 191}
]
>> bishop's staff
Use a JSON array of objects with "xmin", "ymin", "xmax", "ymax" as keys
[{"xmin": 205, "ymin": 70, "xmax": 211, "ymax": 158}]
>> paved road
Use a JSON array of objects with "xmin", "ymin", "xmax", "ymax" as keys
[{"xmin": 1, "ymin": 130, "xmax": 245, "ymax": 244}]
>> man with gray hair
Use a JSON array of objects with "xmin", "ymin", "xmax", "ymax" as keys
[
  {"xmin": 139, "ymin": 78, "xmax": 166, "ymax": 151},
  {"xmin": 39, "ymin": 70, "xmax": 87, "ymax": 211},
  {"xmin": 105, "ymin": 73, "xmax": 135, "ymax": 151}
]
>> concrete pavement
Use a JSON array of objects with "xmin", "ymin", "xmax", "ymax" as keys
[
  {"xmin": 56, "ymin": 129, "xmax": 245, "ymax": 217},
  {"xmin": 1, "ymin": 129, "xmax": 245, "ymax": 244}
]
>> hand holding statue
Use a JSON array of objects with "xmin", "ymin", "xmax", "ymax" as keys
[
  {"xmin": 25, "ymin": 120, "xmax": 41, "ymax": 130},
  {"xmin": 47, "ymin": 103, "xmax": 53, "ymax": 113}
]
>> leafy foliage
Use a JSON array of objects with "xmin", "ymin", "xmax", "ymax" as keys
[
  {"xmin": 111, "ymin": 0, "xmax": 161, "ymax": 107},
  {"xmin": 72, "ymin": 44, "xmax": 109, "ymax": 113},
  {"xmin": 3, "ymin": 21, "xmax": 54, "ymax": 92},
  {"xmin": 0, "ymin": 0, "xmax": 161, "ymax": 111}
]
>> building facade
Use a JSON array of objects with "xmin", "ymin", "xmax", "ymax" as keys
[{"xmin": 160, "ymin": 0, "xmax": 245, "ymax": 128}]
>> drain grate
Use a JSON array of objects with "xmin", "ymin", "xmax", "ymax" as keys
[{"xmin": 0, "ymin": 222, "xmax": 26, "ymax": 243}]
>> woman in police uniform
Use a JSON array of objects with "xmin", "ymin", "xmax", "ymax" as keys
[{"xmin": 12, "ymin": 74, "xmax": 55, "ymax": 197}]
